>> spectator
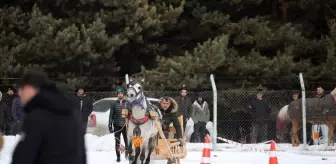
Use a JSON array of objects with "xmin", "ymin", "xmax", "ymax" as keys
[
  {"xmin": 247, "ymin": 89, "xmax": 271, "ymax": 143},
  {"xmin": 11, "ymin": 90, "xmax": 24, "ymax": 135},
  {"xmin": 11, "ymin": 70, "xmax": 86, "ymax": 164},
  {"xmin": 174, "ymin": 86, "xmax": 192, "ymax": 132},
  {"xmin": 292, "ymin": 90, "xmax": 300, "ymax": 101},
  {"xmin": 2, "ymin": 87, "xmax": 16, "ymax": 107},
  {"xmin": 108, "ymin": 88, "xmax": 128, "ymax": 163},
  {"xmin": 0, "ymin": 91, "xmax": 11, "ymax": 133},
  {"xmin": 75, "ymin": 85, "xmax": 93, "ymax": 132},
  {"xmin": 312, "ymin": 86, "xmax": 328, "ymax": 145},
  {"xmin": 2, "ymin": 87, "xmax": 17, "ymax": 135},
  {"xmin": 190, "ymin": 94, "xmax": 210, "ymax": 143}
]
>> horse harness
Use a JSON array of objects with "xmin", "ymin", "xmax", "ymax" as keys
[{"xmin": 127, "ymin": 100, "xmax": 153, "ymax": 125}]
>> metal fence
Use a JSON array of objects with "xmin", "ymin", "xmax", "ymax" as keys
[{"xmin": 0, "ymin": 90, "xmax": 327, "ymax": 147}]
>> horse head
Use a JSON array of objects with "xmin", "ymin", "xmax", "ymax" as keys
[
  {"xmin": 126, "ymin": 77, "xmax": 148, "ymax": 120},
  {"xmin": 127, "ymin": 77, "xmax": 145, "ymax": 103}
]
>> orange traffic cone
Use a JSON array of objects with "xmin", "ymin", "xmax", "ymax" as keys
[
  {"xmin": 201, "ymin": 135, "xmax": 211, "ymax": 164},
  {"xmin": 269, "ymin": 140, "xmax": 278, "ymax": 164}
]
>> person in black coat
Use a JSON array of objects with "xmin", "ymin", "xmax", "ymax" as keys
[
  {"xmin": 2, "ymin": 87, "xmax": 17, "ymax": 135},
  {"xmin": 247, "ymin": 90, "xmax": 271, "ymax": 143},
  {"xmin": 75, "ymin": 85, "xmax": 93, "ymax": 132},
  {"xmin": 0, "ymin": 91, "xmax": 11, "ymax": 133},
  {"xmin": 11, "ymin": 70, "xmax": 86, "ymax": 164}
]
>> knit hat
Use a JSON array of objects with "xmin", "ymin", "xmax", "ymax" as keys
[
  {"xmin": 256, "ymin": 88, "xmax": 264, "ymax": 94},
  {"xmin": 292, "ymin": 90, "xmax": 300, "ymax": 95},
  {"xmin": 116, "ymin": 88, "xmax": 125, "ymax": 94}
]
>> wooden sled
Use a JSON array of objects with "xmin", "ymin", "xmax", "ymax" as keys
[{"xmin": 152, "ymin": 116, "xmax": 187, "ymax": 164}]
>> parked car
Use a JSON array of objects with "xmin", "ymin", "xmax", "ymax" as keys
[{"xmin": 86, "ymin": 97, "xmax": 160, "ymax": 136}]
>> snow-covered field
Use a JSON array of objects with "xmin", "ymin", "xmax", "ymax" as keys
[{"xmin": 2, "ymin": 133, "xmax": 336, "ymax": 164}]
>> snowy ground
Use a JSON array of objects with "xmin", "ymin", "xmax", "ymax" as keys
[{"xmin": 2, "ymin": 133, "xmax": 336, "ymax": 164}]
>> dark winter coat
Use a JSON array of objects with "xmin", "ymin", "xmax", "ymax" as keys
[
  {"xmin": 12, "ymin": 97, "xmax": 24, "ymax": 121},
  {"xmin": 75, "ymin": 94, "xmax": 93, "ymax": 124},
  {"xmin": 174, "ymin": 96, "xmax": 192, "ymax": 120},
  {"xmin": 247, "ymin": 98, "xmax": 271, "ymax": 124},
  {"xmin": 11, "ymin": 84, "xmax": 86, "ymax": 164},
  {"xmin": 316, "ymin": 92, "xmax": 326, "ymax": 98},
  {"xmin": 0, "ymin": 102, "xmax": 10, "ymax": 127},
  {"xmin": 158, "ymin": 97, "xmax": 182, "ymax": 139},
  {"xmin": 109, "ymin": 99, "xmax": 127, "ymax": 127},
  {"xmin": 3, "ymin": 94, "xmax": 16, "ymax": 108},
  {"xmin": 2, "ymin": 94, "xmax": 16, "ymax": 121}
]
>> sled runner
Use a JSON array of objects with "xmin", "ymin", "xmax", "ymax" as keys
[{"xmin": 151, "ymin": 115, "xmax": 187, "ymax": 164}]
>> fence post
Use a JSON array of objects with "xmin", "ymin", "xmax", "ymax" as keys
[
  {"xmin": 299, "ymin": 73, "xmax": 308, "ymax": 150},
  {"xmin": 210, "ymin": 74, "xmax": 217, "ymax": 150},
  {"xmin": 125, "ymin": 74, "xmax": 129, "ymax": 85}
]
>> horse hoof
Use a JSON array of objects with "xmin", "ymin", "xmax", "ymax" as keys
[
  {"xmin": 129, "ymin": 155, "xmax": 135, "ymax": 161},
  {"xmin": 167, "ymin": 158, "xmax": 177, "ymax": 164}
]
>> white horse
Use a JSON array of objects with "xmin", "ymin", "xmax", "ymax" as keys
[{"xmin": 125, "ymin": 78, "xmax": 162, "ymax": 164}]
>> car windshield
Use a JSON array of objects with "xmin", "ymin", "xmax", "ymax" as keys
[
  {"xmin": 93, "ymin": 99, "xmax": 114, "ymax": 112},
  {"xmin": 93, "ymin": 99, "xmax": 159, "ymax": 113}
]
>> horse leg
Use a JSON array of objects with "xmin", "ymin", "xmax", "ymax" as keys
[
  {"xmin": 295, "ymin": 121, "xmax": 301, "ymax": 146},
  {"xmin": 326, "ymin": 121, "xmax": 334, "ymax": 146},
  {"xmin": 290, "ymin": 120, "xmax": 296, "ymax": 146},
  {"xmin": 128, "ymin": 138, "xmax": 134, "ymax": 163},
  {"xmin": 140, "ymin": 145, "xmax": 146, "ymax": 164},
  {"xmin": 331, "ymin": 122, "xmax": 335, "ymax": 146},
  {"xmin": 131, "ymin": 147, "xmax": 141, "ymax": 164},
  {"xmin": 145, "ymin": 135, "xmax": 157, "ymax": 164},
  {"xmin": 291, "ymin": 120, "xmax": 300, "ymax": 147},
  {"xmin": 127, "ymin": 123, "xmax": 135, "ymax": 163},
  {"xmin": 295, "ymin": 122, "xmax": 300, "ymax": 146}
]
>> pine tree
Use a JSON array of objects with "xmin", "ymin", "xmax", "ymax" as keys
[
  {"xmin": 142, "ymin": 34, "xmax": 232, "ymax": 90},
  {"xmin": 0, "ymin": 0, "xmax": 335, "ymax": 90}
]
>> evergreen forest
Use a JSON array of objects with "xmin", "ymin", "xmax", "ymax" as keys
[{"xmin": 1, "ymin": 0, "xmax": 336, "ymax": 91}]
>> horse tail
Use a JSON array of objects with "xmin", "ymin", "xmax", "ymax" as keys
[{"xmin": 276, "ymin": 105, "xmax": 289, "ymax": 132}]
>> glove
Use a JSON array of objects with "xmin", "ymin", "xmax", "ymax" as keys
[
  {"xmin": 178, "ymin": 138, "xmax": 185, "ymax": 147},
  {"xmin": 108, "ymin": 123, "xmax": 114, "ymax": 133}
]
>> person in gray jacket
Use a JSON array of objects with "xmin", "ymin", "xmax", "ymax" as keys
[
  {"xmin": 108, "ymin": 88, "xmax": 128, "ymax": 162},
  {"xmin": 190, "ymin": 94, "xmax": 210, "ymax": 143}
]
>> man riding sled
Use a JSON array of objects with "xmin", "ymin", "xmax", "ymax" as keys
[{"xmin": 157, "ymin": 97, "xmax": 184, "ymax": 146}]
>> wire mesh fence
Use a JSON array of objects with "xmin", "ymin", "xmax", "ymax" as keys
[{"xmin": 0, "ymin": 89, "xmax": 331, "ymax": 151}]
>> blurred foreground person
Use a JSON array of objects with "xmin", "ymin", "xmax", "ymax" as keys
[{"xmin": 11, "ymin": 70, "xmax": 86, "ymax": 164}]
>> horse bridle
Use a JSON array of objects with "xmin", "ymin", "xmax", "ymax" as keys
[{"xmin": 127, "ymin": 82, "xmax": 146, "ymax": 108}]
